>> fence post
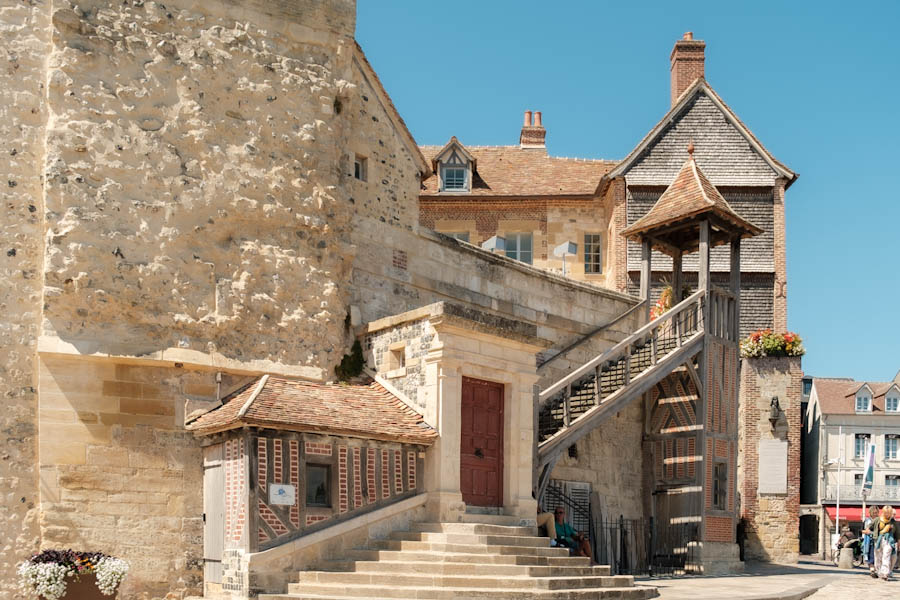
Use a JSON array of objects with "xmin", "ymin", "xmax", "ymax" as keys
[
  {"xmin": 649, "ymin": 516, "xmax": 655, "ymax": 578},
  {"xmin": 619, "ymin": 514, "xmax": 626, "ymax": 575}
]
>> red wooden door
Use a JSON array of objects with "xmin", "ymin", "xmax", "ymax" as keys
[{"xmin": 460, "ymin": 377, "xmax": 504, "ymax": 507}]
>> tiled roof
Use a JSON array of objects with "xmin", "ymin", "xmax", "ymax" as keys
[
  {"xmin": 419, "ymin": 144, "xmax": 616, "ymax": 197},
  {"xmin": 621, "ymin": 151, "xmax": 763, "ymax": 240},
  {"xmin": 187, "ymin": 376, "xmax": 437, "ymax": 445},
  {"xmin": 813, "ymin": 379, "xmax": 900, "ymax": 415}
]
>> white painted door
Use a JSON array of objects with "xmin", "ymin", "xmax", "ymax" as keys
[{"xmin": 203, "ymin": 444, "xmax": 225, "ymax": 585}]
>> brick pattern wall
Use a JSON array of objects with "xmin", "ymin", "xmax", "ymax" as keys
[
  {"xmin": 225, "ymin": 438, "xmax": 246, "ymax": 544},
  {"xmin": 772, "ymin": 178, "xmax": 788, "ymax": 330},
  {"xmin": 705, "ymin": 515, "xmax": 735, "ymax": 543},
  {"xmin": 739, "ymin": 357, "xmax": 802, "ymax": 562},
  {"xmin": 253, "ymin": 433, "xmax": 425, "ymax": 550}
]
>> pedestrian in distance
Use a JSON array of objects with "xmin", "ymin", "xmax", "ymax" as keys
[
  {"xmin": 873, "ymin": 505, "xmax": 900, "ymax": 580},
  {"xmin": 862, "ymin": 505, "xmax": 879, "ymax": 577}
]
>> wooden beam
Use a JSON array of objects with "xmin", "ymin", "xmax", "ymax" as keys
[
  {"xmin": 683, "ymin": 359, "xmax": 703, "ymax": 396},
  {"xmin": 731, "ymin": 237, "xmax": 741, "ymax": 340},
  {"xmin": 698, "ymin": 220, "xmax": 710, "ymax": 293},
  {"xmin": 538, "ymin": 333, "xmax": 705, "ymax": 462},
  {"xmin": 672, "ymin": 250, "xmax": 683, "ymax": 304},
  {"xmin": 640, "ymin": 237, "xmax": 652, "ymax": 322}
]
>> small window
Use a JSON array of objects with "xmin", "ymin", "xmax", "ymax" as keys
[
  {"xmin": 386, "ymin": 343, "xmax": 406, "ymax": 371},
  {"xmin": 441, "ymin": 166, "xmax": 467, "ymax": 191},
  {"xmin": 887, "ymin": 436, "xmax": 899, "ymax": 460},
  {"xmin": 354, "ymin": 155, "xmax": 367, "ymax": 181},
  {"xmin": 855, "ymin": 434, "xmax": 871, "ymax": 459},
  {"xmin": 712, "ymin": 462, "xmax": 727, "ymax": 510},
  {"xmin": 445, "ymin": 232, "xmax": 470, "ymax": 243},
  {"xmin": 854, "ymin": 473, "xmax": 864, "ymax": 486},
  {"xmin": 584, "ymin": 233, "xmax": 602, "ymax": 274},
  {"xmin": 886, "ymin": 475, "xmax": 900, "ymax": 487},
  {"xmin": 306, "ymin": 464, "xmax": 331, "ymax": 507},
  {"xmin": 856, "ymin": 393, "xmax": 871, "ymax": 413},
  {"xmin": 887, "ymin": 396, "xmax": 899, "ymax": 413},
  {"xmin": 505, "ymin": 232, "xmax": 533, "ymax": 265},
  {"xmin": 802, "ymin": 378, "xmax": 813, "ymax": 397}
]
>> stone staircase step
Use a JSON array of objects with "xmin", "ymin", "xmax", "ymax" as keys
[
  {"xmin": 309, "ymin": 560, "xmax": 610, "ymax": 578},
  {"xmin": 411, "ymin": 521, "xmax": 537, "ymax": 536},
  {"xmin": 289, "ymin": 573, "xmax": 634, "ymax": 591},
  {"xmin": 390, "ymin": 530, "xmax": 551, "ymax": 547},
  {"xmin": 458, "ymin": 512, "xmax": 526, "ymax": 526},
  {"xmin": 346, "ymin": 549, "xmax": 597, "ymax": 568},
  {"xmin": 368, "ymin": 539, "xmax": 572, "ymax": 556},
  {"xmin": 264, "ymin": 585, "xmax": 657, "ymax": 599}
]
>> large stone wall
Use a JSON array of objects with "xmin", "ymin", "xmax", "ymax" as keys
[
  {"xmin": 40, "ymin": 0, "xmax": 362, "ymax": 374},
  {"xmin": 0, "ymin": 3, "xmax": 51, "ymax": 598},
  {"xmin": 738, "ymin": 356, "xmax": 802, "ymax": 563}
]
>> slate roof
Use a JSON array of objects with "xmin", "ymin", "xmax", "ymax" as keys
[
  {"xmin": 621, "ymin": 150, "xmax": 763, "ymax": 241},
  {"xmin": 812, "ymin": 378, "xmax": 900, "ymax": 415},
  {"xmin": 419, "ymin": 144, "xmax": 616, "ymax": 197},
  {"xmin": 187, "ymin": 375, "xmax": 438, "ymax": 445}
]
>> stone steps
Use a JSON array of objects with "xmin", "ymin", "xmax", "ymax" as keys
[{"xmin": 259, "ymin": 520, "xmax": 658, "ymax": 600}]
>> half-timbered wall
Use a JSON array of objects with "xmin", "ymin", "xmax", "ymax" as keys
[{"xmin": 252, "ymin": 431, "xmax": 424, "ymax": 551}]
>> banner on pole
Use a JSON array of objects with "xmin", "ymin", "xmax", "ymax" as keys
[{"xmin": 861, "ymin": 442, "xmax": 876, "ymax": 497}]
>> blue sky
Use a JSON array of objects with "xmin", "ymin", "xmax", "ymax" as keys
[{"xmin": 357, "ymin": 1, "xmax": 900, "ymax": 382}]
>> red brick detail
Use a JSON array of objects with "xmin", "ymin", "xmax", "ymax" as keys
[
  {"xmin": 225, "ymin": 438, "xmax": 246, "ymax": 543},
  {"xmin": 705, "ymin": 516, "xmax": 734, "ymax": 543},
  {"xmin": 393, "ymin": 450, "xmax": 402, "ymax": 494},
  {"xmin": 259, "ymin": 499, "xmax": 289, "ymax": 536},
  {"xmin": 729, "ymin": 441, "xmax": 736, "ymax": 512},
  {"xmin": 715, "ymin": 439, "xmax": 728, "ymax": 459},
  {"xmin": 273, "ymin": 439, "xmax": 283, "ymax": 484},
  {"xmin": 366, "ymin": 448, "xmax": 376, "ymax": 504},
  {"xmin": 306, "ymin": 514, "xmax": 328, "ymax": 526},
  {"xmin": 407, "ymin": 451, "xmax": 416, "ymax": 490},
  {"xmin": 257, "ymin": 438, "xmax": 267, "ymax": 493},
  {"xmin": 392, "ymin": 249, "xmax": 408, "ymax": 270},
  {"xmin": 381, "ymin": 449, "xmax": 390, "ymax": 499},
  {"xmin": 772, "ymin": 179, "xmax": 788, "ymax": 331},
  {"xmin": 705, "ymin": 439, "xmax": 714, "ymax": 509},
  {"xmin": 338, "ymin": 446, "xmax": 348, "ymax": 514},
  {"xmin": 353, "ymin": 447, "xmax": 363, "ymax": 508},
  {"xmin": 655, "ymin": 440, "xmax": 663, "ymax": 480},
  {"xmin": 664, "ymin": 439, "xmax": 674, "ymax": 480},
  {"xmin": 258, "ymin": 527, "xmax": 269, "ymax": 543},
  {"xmin": 305, "ymin": 441, "xmax": 332, "ymax": 457},
  {"xmin": 289, "ymin": 440, "xmax": 300, "ymax": 528},
  {"xmin": 676, "ymin": 439, "xmax": 685, "ymax": 478},
  {"xmin": 687, "ymin": 437, "xmax": 696, "ymax": 478}
]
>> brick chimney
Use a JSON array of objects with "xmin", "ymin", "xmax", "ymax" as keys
[
  {"xmin": 670, "ymin": 32, "xmax": 705, "ymax": 106},
  {"xmin": 519, "ymin": 110, "xmax": 546, "ymax": 149}
]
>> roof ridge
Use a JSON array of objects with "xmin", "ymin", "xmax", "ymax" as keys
[{"xmin": 238, "ymin": 374, "xmax": 269, "ymax": 417}]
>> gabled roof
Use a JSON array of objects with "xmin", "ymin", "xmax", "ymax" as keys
[
  {"xmin": 353, "ymin": 43, "xmax": 431, "ymax": 178},
  {"xmin": 620, "ymin": 146, "xmax": 763, "ymax": 246},
  {"xmin": 809, "ymin": 378, "xmax": 900, "ymax": 417},
  {"xmin": 187, "ymin": 375, "xmax": 438, "ymax": 445},
  {"xmin": 604, "ymin": 79, "xmax": 796, "ymax": 189},
  {"xmin": 431, "ymin": 136, "xmax": 476, "ymax": 172},
  {"xmin": 420, "ymin": 145, "xmax": 616, "ymax": 197}
]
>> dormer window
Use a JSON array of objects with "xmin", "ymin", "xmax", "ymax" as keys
[
  {"xmin": 856, "ymin": 391, "xmax": 872, "ymax": 413},
  {"xmin": 888, "ymin": 393, "xmax": 900, "ymax": 413},
  {"xmin": 441, "ymin": 165, "xmax": 467, "ymax": 191}
]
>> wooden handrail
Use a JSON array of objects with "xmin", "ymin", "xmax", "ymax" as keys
[
  {"xmin": 539, "ymin": 289, "xmax": 705, "ymax": 401},
  {"xmin": 537, "ymin": 299, "xmax": 647, "ymax": 370}
]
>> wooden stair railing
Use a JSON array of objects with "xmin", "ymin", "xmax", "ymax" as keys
[{"xmin": 535, "ymin": 290, "xmax": 708, "ymax": 497}]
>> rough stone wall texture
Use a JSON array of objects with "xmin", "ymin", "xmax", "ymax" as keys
[
  {"xmin": 605, "ymin": 178, "xmax": 628, "ymax": 294},
  {"xmin": 0, "ymin": 2, "xmax": 51, "ymax": 598},
  {"xmin": 364, "ymin": 318, "xmax": 433, "ymax": 413},
  {"xmin": 37, "ymin": 355, "xmax": 225, "ymax": 598},
  {"xmin": 40, "ymin": 0, "xmax": 363, "ymax": 373},
  {"xmin": 738, "ymin": 356, "xmax": 802, "ymax": 563}
]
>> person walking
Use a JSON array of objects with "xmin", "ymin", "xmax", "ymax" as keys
[
  {"xmin": 862, "ymin": 505, "xmax": 879, "ymax": 576},
  {"xmin": 873, "ymin": 505, "xmax": 900, "ymax": 580}
]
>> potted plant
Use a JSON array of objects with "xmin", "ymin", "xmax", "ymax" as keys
[
  {"xmin": 18, "ymin": 550, "xmax": 129, "ymax": 600},
  {"xmin": 739, "ymin": 329, "xmax": 805, "ymax": 358}
]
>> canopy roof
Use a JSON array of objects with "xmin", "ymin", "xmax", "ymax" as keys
[{"xmin": 621, "ymin": 144, "xmax": 762, "ymax": 255}]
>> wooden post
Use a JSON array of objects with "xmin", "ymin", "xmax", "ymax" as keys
[
  {"xmin": 698, "ymin": 220, "xmax": 710, "ymax": 333},
  {"xmin": 672, "ymin": 249, "xmax": 683, "ymax": 304},
  {"xmin": 730, "ymin": 237, "xmax": 741, "ymax": 341},
  {"xmin": 640, "ymin": 237, "xmax": 652, "ymax": 322}
]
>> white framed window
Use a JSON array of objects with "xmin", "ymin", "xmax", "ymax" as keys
[
  {"xmin": 856, "ymin": 393, "xmax": 872, "ymax": 413},
  {"xmin": 584, "ymin": 233, "xmax": 602, "ymax": 274},
  {"xmin": 887, "ymin": 395, "xmax": 899, "ymax": 413},
  {"xmin": 505, "ymin": 232, "xmax": 533, "ymax": 265},
  {"xmin": 440, "ymin": 166, "xmax": 468, "ymax": 191},
  {"xmin": 354, "ymin": 155, "xmax": 367, "ymax": 181},
  {"xmin": 887, "ymin": 436, "xmax": 899, "ymax": 460},
  {"xmin": 855, "ymin": 434, "xmax": 871, "ymax": 459},
  {"xmin": 887, "ymin": 475, "xmax": 900, "ymax": 487}
]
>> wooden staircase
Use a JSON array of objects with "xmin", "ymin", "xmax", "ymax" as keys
[
  {"xmin": 536, "ymin": 290, "xmax": 710, "ymax": 493},
  {"xmin": 259, "ymin": 520, "xmax": 658, "ymax": 599}
]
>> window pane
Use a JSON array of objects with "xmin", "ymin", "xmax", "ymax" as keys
[
  {"xmin": 442, "ymin": 167, "xmax": 466, "ymax": 190},
  {"xmin": 505, "ymin": 233, "xmax": 532, "ymax": 265},
  {"xmin": 306, "ymin": 464, "xmax": 330, "ymax": 507},
  {"xmin": 584, "ymin": 233, "xmax": 602, "ymax": 274}
]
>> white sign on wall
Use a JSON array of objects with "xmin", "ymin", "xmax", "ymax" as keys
[
  {"xmin": 758, "ymin": 439, "xmax": 788, "ymax": 495},
  {"xmin": 269, "ymin": 483, "xmax": 296, "ymax": 506}
]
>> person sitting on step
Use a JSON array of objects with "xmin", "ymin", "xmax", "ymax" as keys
[{"xmin": 553, "ymin": 507, "xmax": 592, "ymax": 560}]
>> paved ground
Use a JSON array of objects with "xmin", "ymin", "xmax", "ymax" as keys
[{"xmin": 635, "ymin": 559, "xmax": 900, "ymax": 600}]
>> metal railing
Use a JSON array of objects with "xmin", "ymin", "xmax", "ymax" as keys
[{"xmin": 824, "ymin": 484, "xmax": 900, "ymax": 502}]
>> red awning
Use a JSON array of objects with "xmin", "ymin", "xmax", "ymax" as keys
[{"xmin": 825, "ymin": 505, "xmax": 864, "ymax": 523}]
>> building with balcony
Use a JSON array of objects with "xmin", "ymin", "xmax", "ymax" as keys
[{"xmin": 801, "ymin": 373, "xmax": 900, "ymax": 556}]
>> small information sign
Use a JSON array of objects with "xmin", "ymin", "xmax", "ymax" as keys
[
  {"xmin": 758, "ymin": 439, "xmax": 788, "ymax": 494},
  {"xmin": 269, "ymin": 483, "xmax": 296, "ymax": 506}
]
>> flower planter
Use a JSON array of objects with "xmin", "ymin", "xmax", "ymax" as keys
[{"xmin": 60, "ymin": 574, "xmax": 106, "ymax": 600}]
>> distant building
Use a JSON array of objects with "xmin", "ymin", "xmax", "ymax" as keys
[{"xmin": 801, "ymin": 372, "xmax": 900, "ymax": 556}]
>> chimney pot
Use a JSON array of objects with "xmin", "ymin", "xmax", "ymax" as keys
[
  {"xmin": 524, "ymin": 110, "xmax": 532, "ymax": 127},
  {"xmin": 519, "ymin": 109, "xmax": 546, "ymax": 150},
  {"xmin": 534, "ymin": 111, "xmax": 542, "ymax": 127},
  {"xmin": 670, "ymin": 33, "xmax": 706, "ymax": 107}
]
